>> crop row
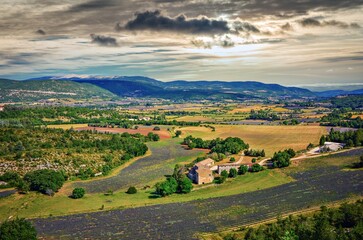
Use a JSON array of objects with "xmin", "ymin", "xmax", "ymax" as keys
[{"xmin": 34, "ymin": 163, "xmax": 363, "ymax": 239}]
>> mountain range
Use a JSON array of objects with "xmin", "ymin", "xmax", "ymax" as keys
[{"xmin": 0, "ymin": 75, "xmax": 362, "ymax": 102}]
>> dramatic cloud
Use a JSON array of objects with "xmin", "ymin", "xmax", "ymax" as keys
[
  {"xmin": 299, "ymin": 18, "xmax": 360, "ymax": 28},
  {"xmin": 281, "ymin": 23, "xmax": 293, "ymax": 31},
  {"xmin": 232, "ymin": 21, "xmax": 260, "ymax": 33},
  {"xmin": 122, "ymin": 10, "xmax": 230, "ymax": 34},
  {"xmin": 191, "ymin": 39, "xmax": 212, "ymax": 49},
  {"xmin": 90, "ymin": 34, "xmax": 118, "ymax": 46},
  {"xmin": 35, "ymin": 29, "xmax": 46, "ymax": 35}
]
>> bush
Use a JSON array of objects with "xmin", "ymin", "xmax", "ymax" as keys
[
  {"xmin": 0, "ymin": 171, "xmax": 22, "ymax": 187},
  {"xmin": 238, "ymin": 165, "xmax": 248, "ymax": 175},
  {"xmin": 24, "ymin": 169, "xmax": 66, "ymax": 194},
  {"xmin": 229, "ymin": 168, "xmax": 238, "ymax": 178},
  {"xmin": 178, "ymin": 177, "xmax": 193, "ymax": 193},
  {"xmin": 251, "ymin": 164, "xmax": 263, "ymax": 172},
  {"xmin": 126, "ymin": 186, "xmax": 137, "ymax": 194},
  {"xmin": 155, "ymin": 177, "xmax": 178, "ymax": 197},
  {"xmin": 0, "ymin": 218, "xmax": 37, "ymax": 240},
  {"xmin": 71, "ymin": 188, "xmax": 85, "ymax": 199}
]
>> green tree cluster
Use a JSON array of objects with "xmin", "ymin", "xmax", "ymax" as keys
[
  {"xmin": 243, "ymin": 201, "xmax": 363, "ymax": 240},
  {"xmin": 24, "ymin": 169, "xmax": 66, "ymax": 195},
  {"xmin": 244, "ymin": 149, "xmax": 266, "ymax": 157},
  {"xmin": 155, "ymin": 165, "xmax": 193, "ymax": 197},
  {"xmin": 0, "ymin": 218, "xmax": 37, "ymax": 240},
  {"xmin": 183, "ymin": 136, "xmax": 249, "ymax": 154},
  {"xmin": 271, "ymin": 149, "xmax": 296, "ymax": 168},
  {"xmin": 320, "ymin": 128, "xmax": 363, "ymax": 148}
]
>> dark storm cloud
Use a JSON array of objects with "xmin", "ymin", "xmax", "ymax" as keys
[
  {"xmin": 299, "ymin": 18, "xmax": 361, "ymax": 28},
  {"xmin": 90, "ymin": 34, "xmax": 118, "ymax": 46},
  {"xmin": 300, "ymin": 18, "xmax": 321, "ymax": 27},
  {"xmin": 122, "ymin": 10, "xmax": 230, "ymax": 34},
  {"xmin": 35, "ymin": 29, "xmax": 46, "ymax": 35},
  {"xmin": 232, "ymin": 21, "xmax": 260, "ymax": 33}
]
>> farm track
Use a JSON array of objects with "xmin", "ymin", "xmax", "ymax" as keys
[
  {"xmin": 33, "ymin": 164, "xmax": 363, "ymax": 239},
  {"xmin": 73, "ymin": 139, "xmax": 204, "ymax": 193}
]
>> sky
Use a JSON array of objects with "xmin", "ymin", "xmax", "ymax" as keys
[{"xmin": 0, "ymin": 0, "xmax": 363, "ymax": 90}]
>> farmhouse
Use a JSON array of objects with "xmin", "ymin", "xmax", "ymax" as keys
[
  {"xmin": 188, "ymin": 158, "xmax": 214, "ymax": 184},
  {"xmin": 217, "ymin": 163, "xmax": 243, "ymax": 174},
  {"xmin": 320, "ymin": 142, "xmax": 345, "ymax": 153}
]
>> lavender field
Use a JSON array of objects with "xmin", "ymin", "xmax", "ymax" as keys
[
  {"xmin": 33, "ymin": 164, "xmax": 363, "ymax": 239},
  {"xmin": 73, "ymin": 139, "xmax": 204, "ymax": 193}
]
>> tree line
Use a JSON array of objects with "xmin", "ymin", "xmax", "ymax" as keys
[
  {"xmin": 183, "ymin": 136, "xmax": 249, "ymax": 154},
  {"xmin": 233, "ymin": 200, "xmax": 363, "ymax": 240},
  {"xmin": 320, "ymin": 128, "xmax": 363, "ymax": 147}
]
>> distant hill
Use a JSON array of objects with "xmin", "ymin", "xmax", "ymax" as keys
[
  {"xmin": 315, "ymin": 89, "xmax": 363, "ymax": 98},
  {"xmin": 28, "ymin": 75, "xmax": 315, "ymax": 100},
  {"xmin": 2, "ymin": 75, "xmax": 320, "ymax": 102},
  {"xmin": 0, "ymin": 79, "xmax": 117, "ymax": 102}
]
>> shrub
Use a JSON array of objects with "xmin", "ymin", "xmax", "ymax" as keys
[
  {"xmin": 178, "ymin": 177, "xmax": 193, "ymax": 193},
  {"xmin": 0, "ymin": 171, "xmax": 22, "ymax": 188},
  {"xmin": 229, "ymin": 168, "xmax": 238, "ymax": 178},
  {"xmin": 24, "ymin": 169, "xmax": 66, "ymax": 194},
  {"xmin": 72, "ymin": 188, "xmax": 85, "ymax": 199},
  {"xmin": 0, "ymin": 218, "xmax": 37, "ymax": 240},
  {"xmin": 251, "ymin": 164, "xmax": 263, "ymax": 172},
  {"xmin": 126, "ymin": 186, "xmax": 137, "ymax": 194},
  {"xmin": 155, "ymin": 177, "xmax": 178, "ymax": 197},
  {"xmin": 238, "ymin": 165, "xmax": 248, "ymax": 175}
]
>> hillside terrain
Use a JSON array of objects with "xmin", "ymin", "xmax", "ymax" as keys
[
  {"xmin": 27, "ymin": 76, "xmax": 316, "ymax": 100},
  {"xmin": 0, "ymin": 79, "xmax": 117, "ymax": 102}
]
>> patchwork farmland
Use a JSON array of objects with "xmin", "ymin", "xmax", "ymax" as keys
[{"xmin": 33, "ymin": 157, "xmax": 363, "ymax": 239}]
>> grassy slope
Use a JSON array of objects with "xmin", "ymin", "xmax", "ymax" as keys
[
  {"xmin": 179, "ymin": 125, "xmax": 327, "ymax": 156},
  {"xmin": 0, "ymin": 169, "xmax": 291, "ymax": 221}
]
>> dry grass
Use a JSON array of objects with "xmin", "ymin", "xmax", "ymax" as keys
[
  {"xmin": 180, "ymin": 125, "xmax": 327, "ymax": 156},
  {"xmin": 176, "ymin": 116, "xmax": 216, "ymax": 122},
  {"xmin": 47, "ymin": 124, "xmax": 88, "ymax": 130}
]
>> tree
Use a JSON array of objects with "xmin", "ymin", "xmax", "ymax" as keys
[
  {"xmin": 71, "ymin": 188, "xmax": 85, "ymax": 199},
  {"xmin": 24, "ymin": 169, "xmax": 66, "ymax": 194},
  {"xmin": 230, "ymin": 157, "xmax": 236, "ymax": 162},
  {"xmin": 238, "ymin": 165, "xmax": 248, "ymax": 175},
  {"xmin": 172, "ymin": 164, "xmax": 185, "ymax": 183},
  {"xmin": 0, "ymin": 171, "xmax": 22, "ymax": 187},
  {"xmin": 229, "ymin": 168, "xmax": 238, "ymax": 178},
  {"xmin": 251, "ymin": 164, "xmax": 263, "ymax": 172},
  {"xmin": 178, "ymin": 177, "xmax": 193, "ymax": 193},
  {"xmin": 307, "ymin": 143, "xmax": 314, "ymax": 150},
  {"xmin": 126, "ymin": 186, "xmax": 137, "ymax": 194},
  {"xmin": 16, "ymin": 180, "xmax": 30, "ymax": 194},
  {"xmin": 188, "ymin": 142, "xmax": 196, "ymax": 150},
  {"xmin": 153, "ymin": 126, "xmax": 161, "ymax": 131},
  {"xmin": 0, "ymin": 218, "xmax": 37, "ymax": 240},
  {"xmin": 155, "ymin": 177, "xmax": 178, "ymax": 197},
  {"xmin": 175, "ymin": 130, "xmax": 182, "ymax": 137},
  {"xmin": 320, "ymin": 136, "xmax": 326, "ymax": 146},
  {"xmin": 220, "ymin": 170, "xmax": 228, "ymax": 183}
]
